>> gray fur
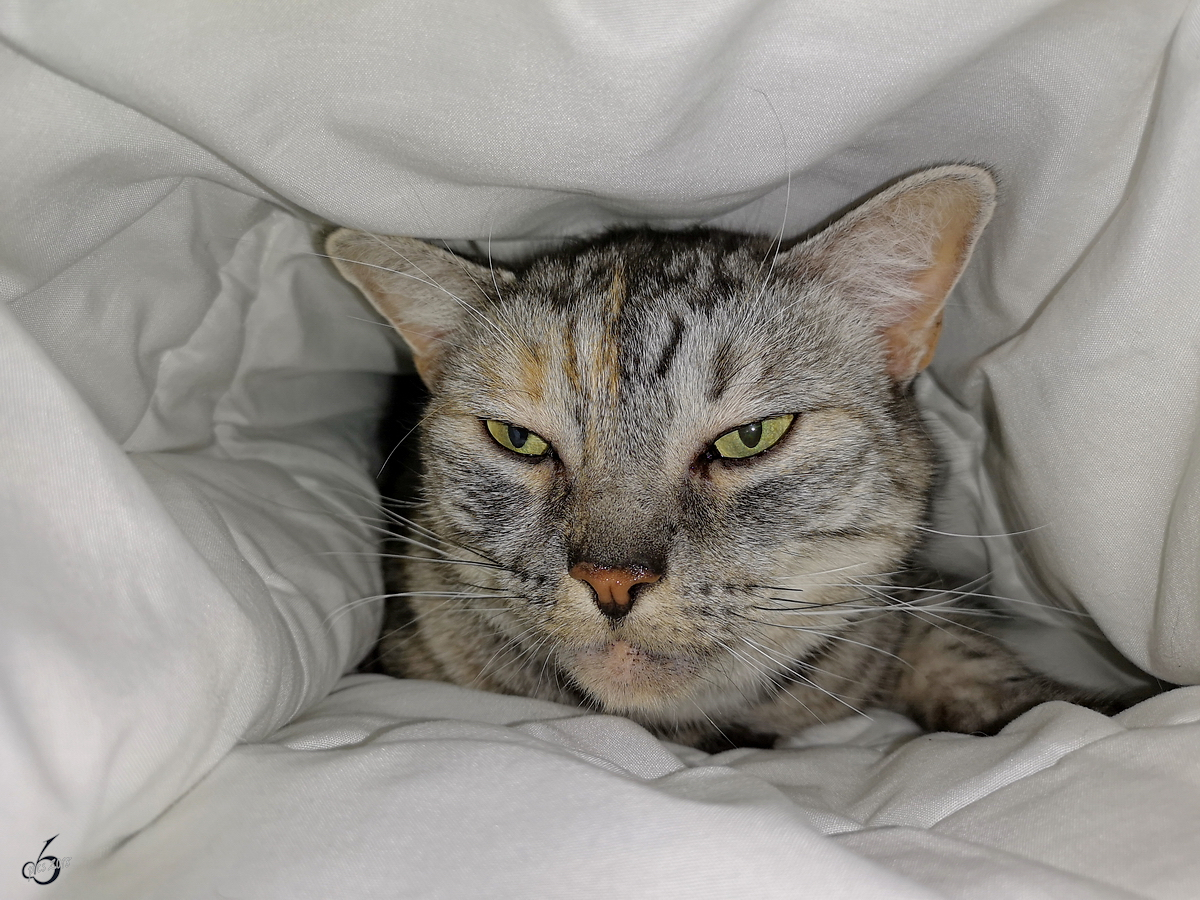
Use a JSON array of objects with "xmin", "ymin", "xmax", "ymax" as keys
[{"xmin": 328, "ymin": 167, "xmax": 1118, "ymax": 749}]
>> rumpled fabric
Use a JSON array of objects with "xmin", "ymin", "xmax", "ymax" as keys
[{"xmin": 1, "ymin": 1, "xmax": 1198, "ymax": 896}]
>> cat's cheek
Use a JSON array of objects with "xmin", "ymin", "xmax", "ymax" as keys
[
  {"xmin": 735, "ymin": 469, "xmax": 873, "ymax": 534},
  {"xmin": 698, "ymin": 411, "xmax": 883, "ymax": 534},
  {"xmin": 428, "ymin": 455, "xmax": 555, "ymax": 551}
]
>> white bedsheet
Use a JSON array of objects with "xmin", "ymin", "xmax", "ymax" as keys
[{"xmin": 2, "ymin": 1, "xmax": 1198, "ymax": 896}]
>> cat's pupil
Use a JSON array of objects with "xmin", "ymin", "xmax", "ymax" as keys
[
  {"xmin": 507, "ymin": 425, "xmax": 529, "ymax": 449},
  {"xmin": 738, "ymin": 421, "xmax": 763, "ymax": 448}
]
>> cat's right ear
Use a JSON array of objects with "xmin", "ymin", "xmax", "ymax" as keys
[
  {"xmin": 780, "ymin": 165, "xmax": 996, "ymax": 385},
  {"xmin": 325, "ymin": 229, "xmax": 512, "ymax": 384}
]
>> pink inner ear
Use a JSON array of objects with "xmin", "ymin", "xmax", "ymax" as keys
[
  {"xmin": 779, "ymin": 167, "xmax": 994, "ymax": 386},
  {"xmin": 878, "ymin": 183, "xmax": 987, "ymax": 383},
  {"xmin": 342, "ymin": 260, "xmax": 455, "ymax": 383},
  {"xmin": 884, "ymin": 309, "xmax": 944, "ymax": 381},
  {"xmin": 397, "ymin": 323, "xmax": 447, "ymax": 384}
]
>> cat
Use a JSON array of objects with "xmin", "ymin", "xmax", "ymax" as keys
[{"xmin": 326, "ymin": 165, "xmax": 1119, "ymax": 751}]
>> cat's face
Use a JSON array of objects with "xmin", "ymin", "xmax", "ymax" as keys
[
  {"xmin": 415, "ymin": 232, "xmax": 932, "ymax": 717},
  {"xmin": 328, "ymin": 166, "xmax": 995, "ymax": 727}
]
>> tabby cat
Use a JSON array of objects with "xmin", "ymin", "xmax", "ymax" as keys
[{"xmin": 328, "ymin": 166, "xmax": 1114, "ymax": 750}]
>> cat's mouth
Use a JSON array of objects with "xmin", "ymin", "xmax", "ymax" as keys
[{"xmin": 565, "ymin": 640, "xmax": 702, "ymax": 712}]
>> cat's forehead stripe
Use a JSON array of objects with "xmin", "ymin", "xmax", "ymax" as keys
[
  {"xmin": 515, "ymin": 338, "xmax": 546, "ymax": 402},
  {"xmin": 608, "ymin": 262, "xmax": 626, "ymax": 319},
  {"xmin": 561, "ymin": 324, "xmax": 583, "ymax": 398},
  {"xmin": 652, "ymin": 316, "xmax": 686, "ymax": 382},
  {"xmin": 488, "ymin": 233, "xmax": 826, "ymax": 436},
  {"xmin": 594, "ymin": 312, "xmax": 622, "ymax": 402},
  {"xmin": 706, "ymin": 336, "xmax": 738, "ymax": 403},
  {"xmin": 605, "ymin": 265, "xmax": 626, "ymax": 397}
]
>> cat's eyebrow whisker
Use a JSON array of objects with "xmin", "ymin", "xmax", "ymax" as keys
[
  {"xmin": 482, "ymin": 224, "xmax": 508, "ymax": 303},
  {"xmin": 747, "ymin": 87, "xmax": 793, "ymax": 303}
]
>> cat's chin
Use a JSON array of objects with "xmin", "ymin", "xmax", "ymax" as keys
[{"xmin": 565, "ymin": 640, "xmax": 702, "ymax": 713}]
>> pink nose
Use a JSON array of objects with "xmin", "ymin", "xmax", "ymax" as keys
[{"xmin": 569, "ymin": 564, "xmax": 661, "ymax": 621}]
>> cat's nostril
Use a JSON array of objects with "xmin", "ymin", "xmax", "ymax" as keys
[{"xmin": 569, "ymin": 563, "xmax": 660, "ymax": 621}]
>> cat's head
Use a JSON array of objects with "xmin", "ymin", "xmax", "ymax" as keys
[{"xmin": 328, "ymin": 166, "xmax": 994, "ymax": 724}]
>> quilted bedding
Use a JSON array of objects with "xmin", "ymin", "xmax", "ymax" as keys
[{"xmin": 2, "ymin": 2, "xmax": 1199, "ymax": 897}]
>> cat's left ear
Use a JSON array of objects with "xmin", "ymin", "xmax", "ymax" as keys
[
  {"xmin": 781, "ymin": 165, "xmax": 996, "ymax": 384},
  {"xmin": 325, "ymin": 229, "xmax": 514, "ymax": 384}
]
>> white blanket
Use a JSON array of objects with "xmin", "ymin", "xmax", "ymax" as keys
[{"xmin": 2, "ymin": 1, "xmax": 1198, "ymax": 896}]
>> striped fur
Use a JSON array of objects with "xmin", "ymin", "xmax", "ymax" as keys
[{"xmin": 329, "ymin": 167, "xmax": 1118, "ymax": 748}]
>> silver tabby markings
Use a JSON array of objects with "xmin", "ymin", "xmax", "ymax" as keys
[{"xmin": 329, "ymin": 166, "xmax": 1114, "ymax": 749}]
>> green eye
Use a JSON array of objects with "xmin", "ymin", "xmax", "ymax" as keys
[
  {"xmin": 712, "ymin": 414, "xmax": 795, "ymax": 459},
  {"xmin": 485, "ymin": 419, "xmax": 552, "ymax": 457}
]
